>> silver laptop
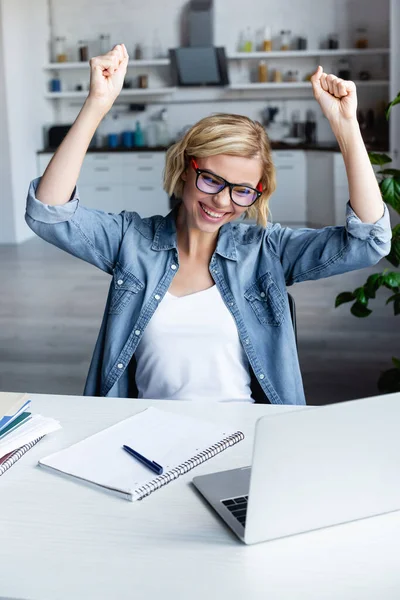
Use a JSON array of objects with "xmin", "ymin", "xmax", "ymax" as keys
[{"xmin": 192, "ymin": 393, "xmax": 400, "ymax": 545}]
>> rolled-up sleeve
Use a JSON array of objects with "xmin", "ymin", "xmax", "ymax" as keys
[
  {"xmin": 25, "ymin": 177, "xmax": 131, "ymax": 275},
  {"xmin": 265, "ymin": 201, "xmax": 392, "ymax": 286}
]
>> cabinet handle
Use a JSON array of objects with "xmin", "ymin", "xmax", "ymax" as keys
[
  {"xmin": 96, "ymin": 186, "xmax": 111, "ymax": 191},
  {"xmin": 138, "ymin": 166, "xmax": 153, "ymax": 171},
  {"xmin": 138, "ymin": 154, "xmax": 153, "ymax": 159},
  {"xmin": 94, "ymin": 167, "xmax": 110, "ymax": 172},
  {"xmin": 277, "ymin": 165, "xmax": 294, "ymax": 170},
  {"xmin": 94, "ymin": 155, "xmax": 110, "ymax": 160},
  {"xmin": 139, "ymin": 186, "xmax": 155, "ymax": 191}
]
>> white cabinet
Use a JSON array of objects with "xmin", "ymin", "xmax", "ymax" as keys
[
  {"xmin": 268, "ymin": 151, "xmax": 307, "ymax": 225},
  {"xmin": 307, "ymin": 151, "xmax": 349, "ymax": 227},
  {"xmin": 37, "ymin": 152, "xmax": 170, "ymax": 216}
]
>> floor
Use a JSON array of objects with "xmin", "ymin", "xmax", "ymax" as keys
[{"xmin": 0, "ymin": 237, "xmax": 397, "ymax": 405}]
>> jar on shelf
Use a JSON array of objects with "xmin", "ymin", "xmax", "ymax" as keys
[
  {"xmin": 286, "ymin": 70, "xmax": 299, "ymax": 82},
  {"xmin": 54, "ymin": 36, "xmax": 67, "ymax": 62},
  {"xmin": 280, "ymin": 30, "xmax": 292, "ymax": 51},
  {"xmin": 99, "ymin": 34, "xmax": 111, "ymax": 55},
  {"xmin": 78, "ymin": 40, "xmax": 89, "ymax": 62},
  {"xmin": 258, "ymin": 60, "xmax": 268, "ymax": 82},
  {"xmin": 273, "ymin": 68, "xmax": 283, "ymax": 82},
  {"xmin": 355, "ymin": 27, "xmax": 368, "ymax": 49},
  {"xmin": 328, "ymin": 33, "xmax": 339, "ymax": 49}
]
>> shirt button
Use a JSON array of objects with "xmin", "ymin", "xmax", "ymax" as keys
[
  {"xmin": 245, "ymin": 339, "xmax": 249, "ymax": 344},
  {"xmin": 171, "ymin": 264, "xmax": 177, "ymax": 270},
  {"xmin": 117, "ymin": 279, "xmax": 124, "ymax": 285},
  {"xmin": 135, "ymin": 330, "xmax": 141, "ymax": 335},
  {"xmin": 154, "ymin": 294, "xmax": 161, "ymax": 301},
  {"xmin": 260, "ymin": 292, "xmax": 266, "ymax": 298},
  {"xmin": 117, "ymin": 363, "xmax": 124, "ymax": 369},
  {"xmin": 229, "ymin": 302, "xmax": 234, "ymax": 306},
  {"xmin": 259, "ymin": 373, "xmax": 265, "ymax": 380}
]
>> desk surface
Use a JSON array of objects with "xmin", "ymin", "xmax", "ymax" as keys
[{"xmin": 1, "ymin": 393, "xmax": 400, "ymax": 600}]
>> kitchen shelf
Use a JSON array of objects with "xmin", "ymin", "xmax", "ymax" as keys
[
  {"xmin": 228, "ymin": 48, "xmax": 390, "ymax": 59},
  {"xmin": 228, "ymin": 80, "xmax": 389, "ymax": 90},
  {"xmin": 44, "ymin": 59, "xmax": 170, "ymax": 70},
  {"xmin": 45, "ymin": 88, "xmax": 177, "ymax": 99}
]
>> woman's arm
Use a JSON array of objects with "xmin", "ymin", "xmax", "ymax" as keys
[
  {"xmin": 310, "ymin": 66, "xmax": 384, "ymax": 224},
  {"xmin": 36, "ymin": 44, "xmax": 129, "ymax": 206}
]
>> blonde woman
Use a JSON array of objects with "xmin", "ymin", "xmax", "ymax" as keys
[{"xmin": 26, "ymin": 44, "xmax": 391, "ymax": 404}]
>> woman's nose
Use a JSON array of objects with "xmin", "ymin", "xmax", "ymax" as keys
[{"xmin": 212, "ymin": 186, "xmax": 232, "ymax": 208}]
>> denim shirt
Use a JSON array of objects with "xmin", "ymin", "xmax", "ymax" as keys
[{"xmin": 25, "ymin": 178, "xmax": 392, "ymax": 404}]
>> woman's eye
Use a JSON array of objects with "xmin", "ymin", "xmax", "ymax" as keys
[
  {"xmin": 236, "ymin": 187, "xmax": 251, "ymax": 196},
  {"xmin": 204, "ymin": 175, "xmax": 221, "ymax": 185}
]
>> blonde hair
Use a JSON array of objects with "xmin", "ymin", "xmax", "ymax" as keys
[{"xmin": 163, "ymin": 113, "xmax": 276, "ymax": 227}]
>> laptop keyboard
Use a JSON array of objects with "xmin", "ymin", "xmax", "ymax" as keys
[{"xmin": 221, "ymin": 495, "xmax": 248, "ymax": 527}]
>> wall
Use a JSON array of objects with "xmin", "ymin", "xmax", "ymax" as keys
[
  {"xmin": 49, "ymin": 0, "xmax": 390, "ymax": 144},
  {"xmin": 0, "ymin": 1, "xmax": 15, "ymax": 244},
  {"xmin": 0, "ymin": 0, "xmax": 51, "ymax": 244}
]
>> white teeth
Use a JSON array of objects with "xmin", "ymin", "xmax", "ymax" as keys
[{"xmin": 201, "ymin": 203, "xmax": 224, "ymax": 219}]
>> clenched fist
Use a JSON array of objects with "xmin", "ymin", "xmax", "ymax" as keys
[{"xmin": 88, "ymin": 44, "xmax": 129, "ymax": 113}]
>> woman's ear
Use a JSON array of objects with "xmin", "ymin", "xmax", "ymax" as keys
[{"xmin": 181, "ymin": 168, "xmax": 187, "ymax": 182}]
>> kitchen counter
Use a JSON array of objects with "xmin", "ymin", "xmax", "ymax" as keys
[{"xmin": 37, "ymin": 141, "xmax": 389, "ymax": 154}]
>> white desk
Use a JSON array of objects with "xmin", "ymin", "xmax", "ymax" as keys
[{"xmin": 1, "ymin": 393, "xmax": 400, "ymax": 600}]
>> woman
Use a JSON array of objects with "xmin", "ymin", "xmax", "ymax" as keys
[{"xmin": 26, "ymin": 44, "xmax": 391, "ymax": 404}]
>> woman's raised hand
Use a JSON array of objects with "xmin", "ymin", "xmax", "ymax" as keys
[
  {"xmin": 310, "ymin": 65, "xmax": 358, "ymax": 132},
  {"xmin": 88, "ymin": 44, "xmax": 129, "ymax": 113}
]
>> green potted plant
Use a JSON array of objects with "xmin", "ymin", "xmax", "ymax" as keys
[{"xmin": 335, "ymin": 92, "xmax": 400, "ymax": 393}]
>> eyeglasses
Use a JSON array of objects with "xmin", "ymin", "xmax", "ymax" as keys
[{"xmin": 190, "ymin": 158, "xmax": 263, "ymax": 207}]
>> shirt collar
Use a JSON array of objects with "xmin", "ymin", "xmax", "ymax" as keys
[{"xmin": 152, "ymin": 200, "xmax": 238, "ymax": 261}]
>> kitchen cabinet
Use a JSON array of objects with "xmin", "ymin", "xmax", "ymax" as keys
[
  {"xmin": 37, "ymin": 152, "xmax": 170, "ymax": 217},
  {"xmin": 306, "ymin": 151, "xmax": 349, "ymax": 227},
  {"xmin": 268, "ymin": 151, "xmax": 307, "ymax": 225}
]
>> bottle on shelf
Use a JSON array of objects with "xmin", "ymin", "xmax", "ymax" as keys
[
  {"xmin": 134, "ymin": 121, "xmax": 145, "ymax": 147},
  {"xmin": 155, "ymin": 108, "xmax": 170, "ymax": 146},
  {"xmin": 152, "ymin": 29, "xmax": 163, "ymax": 58},
  {"xmin": 134, "ymin": 44, "xmax": 143, "ymax": 60},
  {"xmin": 262, "ymin": 26, "xmax": 272, "ymax": 51},
  {"xmin": 78, "ymin": 40, "xmax": 89, "ymax": 62},
  {"xmin": 305, "ymin": 110, "xmax": 317, "ymax": 143},
  {"xmin": 243, "ymin": 27, "xmax": 253, "ymax": 52},
  {"xmin": 54, "ymin": 36, "xmax": 67, "ymax": 62},
  {"xmin": 337, "ymin": 58, "xmax": 351, "ymax": 80},
  {"xmin": 99, "ymin": 34, "xmax": 111, "ymax": 55},
  {"xmin": 258, "ymin": 60, "xmax": 268, "ymax": 83},
  {"xmin": 273, "ymin": 68, "xmax": 283, "ymax": 83}
]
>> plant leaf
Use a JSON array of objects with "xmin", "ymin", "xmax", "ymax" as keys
[
  {"xmin": 386, "ymin": 225, "xmax": 400, "ymax": 267},
  {"xmin": 380, "ymin": 177, "xmax": 400, "ymax": 212},
  {"xmin": 369, "ymin": 152, "xmax": 392, "ymax": 166},
  {"xmin": 376, "ymin": 169, "xmax": 400, "ymax": 177},
  {"xmin": 382, "ymin": 272, "xmax": 400, "ymax": 289},
  {"xmin": 335, "ymin": 291, "xmax": 355, "ymax": 307},
  {"xmin": 350, "ymin": 301, "xmax": 372, "ymax": 318},
  {"xmin": 364, "ymin": 273, "xmax": 383, "ymax": 298},
  {"xmin": 392, "ymin": 357, "xmax": 400, "ymax": 369},
  {"xmin": 378, "ymin": 367, "xmax": 400, "ymax": 393},
  {"xmin": 386, "ymin": 92, "xmax": 400, "ymax": 120}
]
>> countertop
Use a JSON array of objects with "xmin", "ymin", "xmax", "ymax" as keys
[{"xmin": 38, "ymin": 140, "xmax": 389, "ymax": 154}]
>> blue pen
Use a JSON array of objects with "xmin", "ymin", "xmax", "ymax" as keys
[{"xmin": 122, "ymin": 444, "xmax": 164, "ymax": 475}]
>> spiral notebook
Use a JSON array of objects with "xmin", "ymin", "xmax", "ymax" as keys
[
  {"xmin": 39, "ymin": 407, "xmax": 244, "ymax": 501},
  {"xmin": 0, "ymin": 437, "xmax": 44, "ymax": 476}
]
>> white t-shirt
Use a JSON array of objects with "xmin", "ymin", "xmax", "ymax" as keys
[{"xmin": 134, "ymin": 285, "xmax": 253, "ymax": 402}]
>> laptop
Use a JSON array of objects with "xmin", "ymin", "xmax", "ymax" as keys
[{"xmin": 192, "ymin": 393, "xmax": 400, "ymax": 545}]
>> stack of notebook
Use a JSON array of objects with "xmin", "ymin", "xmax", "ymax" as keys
[{"xmin": 0, "ymin": 392, "xmax": 61, "ymax": 476}]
